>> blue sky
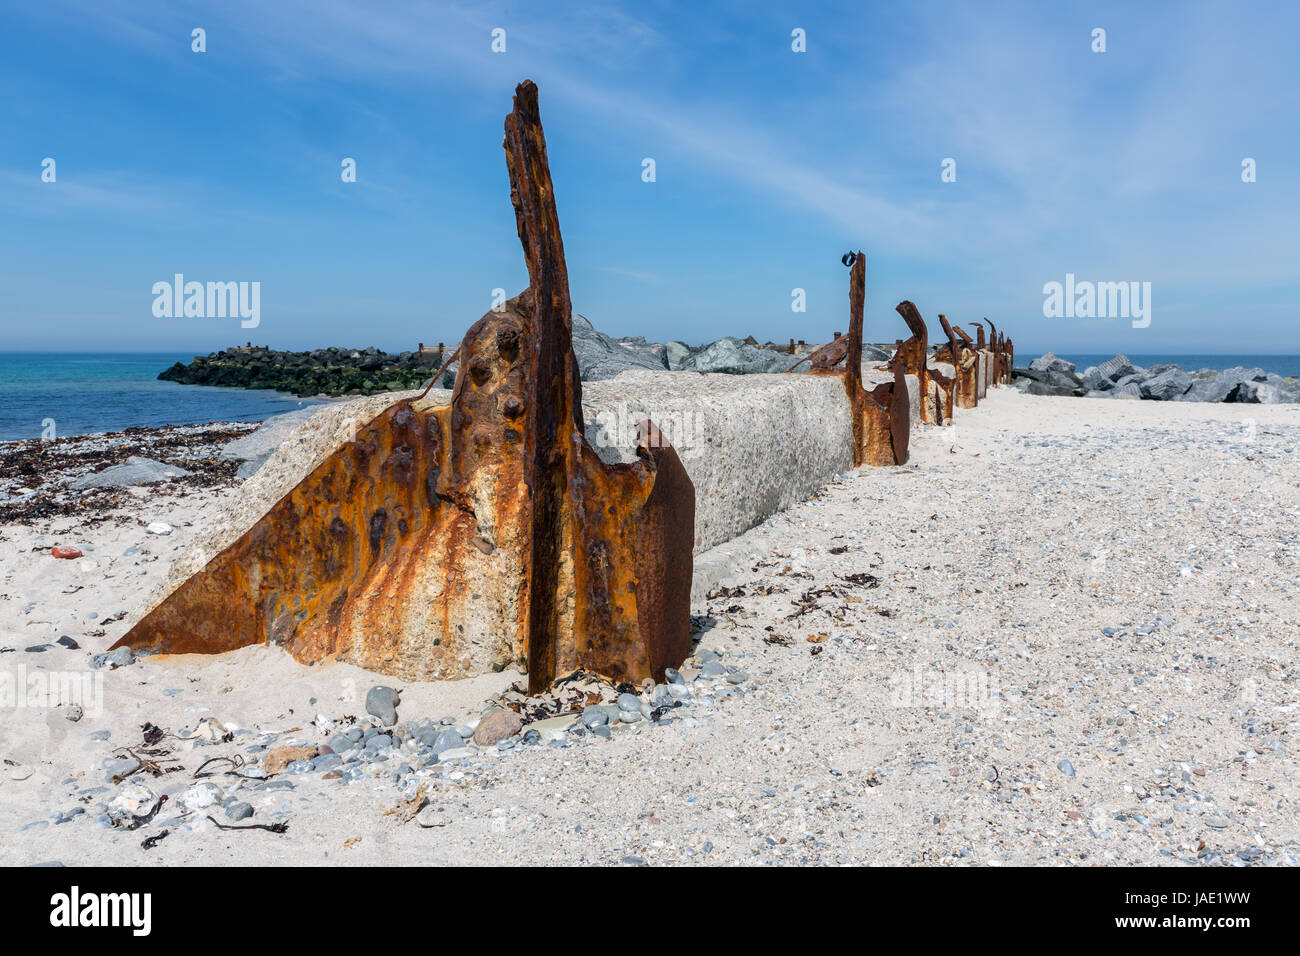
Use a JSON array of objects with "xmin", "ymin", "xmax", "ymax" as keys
[{"xmin": 2, "ymin": 0, "xmax": 1298, "ymax": 356}]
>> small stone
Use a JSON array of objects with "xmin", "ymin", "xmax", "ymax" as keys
[
  {"xmin": 1058, "ymin": 759, "xmax": 1076, "ymax": 777},
  {"xmin": 664, "ymin": 667, "xmax": 684, "ymax": 685},
  {"xmin": 473, "ymin": 710, "xmax": 522, "ymax": 746},
  {"xmin": 146, "ymin": 522, "xmax": 173, "ymax": 535},
  {"xmin": 416, "ymin": 807, "xmax": 450, "ymax": 828},
  {"xmin": 437, "ymin": 747, "xmax": 476, "ymax": 761},
  {"xmin": 365, "ymin": 686, "xmax": 400, "ymax": 726},
  {"xmin": 179, "ymin": 782, "xmax": 222, "ymax": 813},
  {"xmin": 56, "ymin": 636, "xmax": 79, "ymax": 649},
  {"xmin": 522, "ymin": 729, "xmax": 541, "ymax": 745},
  {"xmin": 226, "ymin": 802, "xmax": 254, "ymax": 821},
  {"xmin": 90, "ymin": 646, "xmax": 134, "ymax": 670},
  {"xmin": 51, "ymin": 546, "xmax": 83, "ymax": 559},
  {"xmin": 617, "ymin": 693, "xmax": 641, "ymax": 712},
  {"xmin": 107, "ymin": 784, "xmax": 159, "ymax": 822},
  {"xmin": 700, "ymin": 661, "xmax": 726, "ymax": 678},
  {"xmin": 263, "ymin": 745, "xmax": 318, "ymax": 775}
]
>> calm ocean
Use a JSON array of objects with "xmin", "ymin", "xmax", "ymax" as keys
[{"xmin": 0, "ymin": 353, "xmax": 332, "ymax": 442}]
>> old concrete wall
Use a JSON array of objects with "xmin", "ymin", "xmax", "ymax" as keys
[{"xmin": 582, "ymin": 371, "xmax": 853, "ymax": 553}]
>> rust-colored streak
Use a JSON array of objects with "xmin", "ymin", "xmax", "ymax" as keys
[{"xmin": 115, "ymin": 79, "xmax": 695, "ymax": 695}]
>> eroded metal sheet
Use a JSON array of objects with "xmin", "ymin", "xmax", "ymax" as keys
[{"xmin": 114, "ymin": 81, "xmax": 694, "ymax": 693}]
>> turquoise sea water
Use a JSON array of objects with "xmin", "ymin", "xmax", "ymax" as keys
[{"xmin": 0, "ymin": 353, "xmax": 331, "ymax": 442}]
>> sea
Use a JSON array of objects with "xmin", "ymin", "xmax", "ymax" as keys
[
  {"xmin": 0, "ymin": 353, "xmax": 333, "ymax": 443},
  {"xmin": 2, "ymin": 352, "xmax": 1299, "ymax": 443}
]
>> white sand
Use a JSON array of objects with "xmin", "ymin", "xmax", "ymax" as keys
[{"xmin": 1, "ymin": 390, "xmax": 1297, "ymax": 865}]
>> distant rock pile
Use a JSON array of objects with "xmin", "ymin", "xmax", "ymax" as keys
[
  {"xmin": 159, "ymin": 346, "xmax": 443, "ymax": 397},
  {"xmin": 159, "ymin": 319, "xmax": 898, "ymax": 396},
  {"xmin": 1013, "ymin": 353, "xmax": 1300, "ymax": 403}
]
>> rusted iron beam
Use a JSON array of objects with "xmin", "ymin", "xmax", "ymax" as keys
[
  {"xmin": 793, "ymin": 252, "xmax": 908, "ymax": 466},
  {"xmin": 893, "ymin": 301, "xmax": 953, "ymax": 425},
  {"xmin": 935, "ymin": 315, "xmax": 979, "ymax": 409},
  {"xmin": 113, "ymin": 80, "xmax": 695, "ymax": 694}
]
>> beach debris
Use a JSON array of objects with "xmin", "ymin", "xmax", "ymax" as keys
[
  {"xmin": 0, "ymin": 421, "xmax": 252, "ymax": 525},
  {"xmin": 146, "ymin": 522, "xmax": 173, "ymax": 535},
  {"xmin": 112, "ymin": 80, "xmax": 695, "ymax": 695},
  {"xmin": 50, "ymin": 546, "xmax": 83, "ymax": 559},
  {"xmin": 205, "ymin": 815, "xmax": 289, "ymax": 834},
  {"xmin": 140, "ymin": 830, "xmax": 170, "ymax": 850}
]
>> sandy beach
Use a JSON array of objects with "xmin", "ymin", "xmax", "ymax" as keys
[{"xmin": 2, "ymin": 388, "xmax": 1296, "ymax": 866}]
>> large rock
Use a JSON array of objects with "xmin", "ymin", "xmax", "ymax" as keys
[
  {"xmin": 573, "ymin": 314, "xmax": 669, "ymax": 380},
  {"xmin": 1016, "ymin": 367, "xmax": 1084, "ymax": 396},
  {"xmin": 664, "ymin": 342, "xmax": 692, "ymax": 370},
  {"xmin": 1080, "ymin": 366, "xmax": 1113, "ymax": 392},
  {"xmin": 1139, "ymin": 366, "xmax": 1192, "ymax": 401},
  {"xmin": 71, "ymin": 456, "xmax": 192, "ymax": 490},
  {"xmin": 1029, "ymin": 352, "xmax": 1076, "ymax": 375},
  {"xmin": 1092, "ymin": 354, "xmax": 1138, "ymax": 383},
  {"xmin": 679, "ymin": 337, "xmax": 791, "ymax": 375},
  {"xmin": 1174, "ymin": 367, "xmax": 1296, "ymax": 404}
]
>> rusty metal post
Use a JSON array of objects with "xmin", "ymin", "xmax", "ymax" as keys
[
  {"xmin": 936, "ymin": 315, "xmax": 979, "ymax": 409},
  {"xmin": 788, "ymin": 253, "xmax": 908, "ymax": 465},
  {"xmin": 894, "ymin": 301, "xmax": 954, "ymax": 425},
  {"xmin": 112, "ymin": 81, "xmax": 695, "ymax": 694}
]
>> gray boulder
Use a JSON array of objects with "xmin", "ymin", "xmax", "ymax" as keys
[
  {"xmin": 572, "ymin": 314, "xmax": 668, "ymax": 380},
  {"xmin": 71, "ymin": 456, "xmax": 191, "ymax": 490},
  {"xmin": 617, "ymin": 340, "xmax": 670, "ymax": 369},
  {"xmin": 1228, "ymin": 378, "xmax": 1298, "ymax": 404},
  {"xmin": 664, "ymin": 342, "xmax": 692, "ymax": 370},
  {"xmin": 1093, "ymin": 354, "xmax": 1138, "ymax": 383},
  {"xmin": 1139, "ymin": 366, "xmax": 1192, "ymax": 401},
  {"xmin": 1029, "ymin": 352, "xmax": 1076, "ymax": 375},
  {"xmin": 680, "ymin": 337, "xmax": 791, "ymax": 375},
  {"xmin": 1080, "ymin": 366, "xmax": 1113, "ymax": 392}
]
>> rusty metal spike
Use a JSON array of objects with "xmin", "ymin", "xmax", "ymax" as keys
[
  {"xmin": 799, "ymin": 252, "xmax": 908, "ymax": 466},
  {"xmin": 112, "ymin": 80, "xmax": 695, "ymax": 694},
  {"xmin": 937, "ymin": 314, "xmax": 979, "ymax": 409}
]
